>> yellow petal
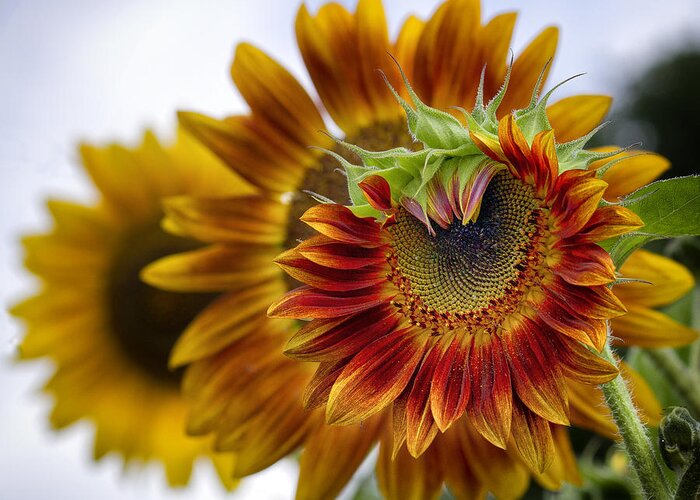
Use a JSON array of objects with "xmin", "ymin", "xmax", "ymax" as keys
[
  {"xmin": 169, "ymin": 282, "xmax": 285, "ymax": 367},
  {"xmin": 589, "ymin": 146, "xmax": 671, "ymax": 201},
  {"xmin": 621, "ymin": 362, "xmax": 663, "ymax": 426},
  {"xmin": 480, "ymin": 12, "xmax": 517, "ymax": 99},
  {"xmin": 393, "ymin": 15, "xmax": 425, "ymax": 85},
  {"xmin": 231, "ymin": 43, "xmax": 326, "ymax": 146},
  {"xmin": 547, "ymin": 95, "xmax": 612, "ymax": 143},
  {"xmin": 162, "ymin": 195, "xmax": 287, "ymax": 245},
  {"xmin": 141, "ymin": 244, "xmax": 279, "ymax": 292},
  {"xmin": 616, "ymin": 249, "xmax": 695, "ymax": 308},
  {"xmin": 612, "ymin": 306, "xmax": 698, "ymax": 348},
  {"xmin": 499, "ymin": 26, "xmax": 559, "ymax": 115}
]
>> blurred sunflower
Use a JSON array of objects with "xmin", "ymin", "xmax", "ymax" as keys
[
  {"xmin": 143, "ymin": 0, "xmax": 696, "ymax": 497},
  {"xmin": 11, "ymin": 129, "xmax": 250, "ymax": 486}
]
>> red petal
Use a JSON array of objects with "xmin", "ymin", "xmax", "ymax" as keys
[
  {"xmin": 285, "ymin": 304, "xmax": 400, "ymax": 361},
  {"xmin": 359, "ymin": 175, "xmax": 393, "ymax": 211},
  {"xmin": 551, "ymin": 243, "xmax": 616, "ymax": 286},
  {"xmin": 430, "ymin": 334, "xmax": 471, "ymax": 432},
  {"xmin": 327, "ymin": 328, "xmax": 428, "ymax": 425},
  {"xmin": 267, "ymin": 284, "xmax": 388, "ymax": 319},
  {"xmin": 301, "ymin": 203, "xmax": 383, "ymax": 245},
  {"xmin": 406, "ymin": 341, "xmax": 442, "ymax": 457},
  {"xmin": 498, "ymin": 114, "xmax": 533, "ymax": 181},
  {"xmin": 549, "ymin": 334, "xmax": 618, "ymax": 384},
  {"xmin": 550, "ymin": 276, "xmax": 626, "ymax": 320},
  {"xmin": 467, "ymin": 335, "xmax": 513, "ymax": 449},
  {"xmin": 297, "ymin": 234, "xmax": 388, "ymax": 270},
  {"xmin": 303, "ymin": 359, "xmax": 347, "ymax": 410},
  {"xmin": 275, "ymin": 248, "xmax": 387, "ymax": 291},
  {"xmin": 550, "ymin": 170, "xmax": 608, "ymax": 238},
  {"xmin": 504, "ymin": 318, "xmax": 570, "ymax": 425},
  {"xmin": 535, "ymin": 293, "xmax": 607, "ymax": 350}
]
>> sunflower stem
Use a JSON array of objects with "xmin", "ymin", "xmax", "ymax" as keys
[
  {"xmin": 601, "ymin": 332, "xmax": 673, "ymax": 499},
  {"xmin": 646, "ymin": 348, "xmax": 700, "ymax": 418}
]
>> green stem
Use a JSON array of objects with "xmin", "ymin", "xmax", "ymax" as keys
[
  {"xmin": 600, "ymin": 334, "xmax": 672, "ymax": 499},
  {"xmin": 646, "ymin": 348, "xmax": 700, "ymax": 418}
]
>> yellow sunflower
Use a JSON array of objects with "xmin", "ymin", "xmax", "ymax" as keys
[
  {"xmin": 11, "ymin": 129, "xmax": 251, "ymax": 486},
  {"xmin": 143, "ymin": 0, "xmax": 696, "ymax": 497}
]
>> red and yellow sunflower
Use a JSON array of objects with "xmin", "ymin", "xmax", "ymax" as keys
[{"xmin": 143, "ymin": 0, "xmax": 695, "ymax": 497}]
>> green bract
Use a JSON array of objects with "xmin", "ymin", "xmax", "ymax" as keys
[{"xmin": 321, "ymin": 62, "xmax": 627, "ymax": 220}]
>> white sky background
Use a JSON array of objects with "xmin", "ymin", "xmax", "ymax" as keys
[{"xmin": 1, "ymin": 0, "xmax": 698, "ymax": 498}]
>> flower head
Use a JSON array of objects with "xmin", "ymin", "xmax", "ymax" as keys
[
  {"xmin": 269, "ymin": 70, "xmax": 654, "ymax": 467},
  {"xmin": 145, "ymin": 0, "xmax": 692, "ymax": 497},
  {"xmin": 11, "ymin": 129, "xmax": 246, "ymax": 486}
]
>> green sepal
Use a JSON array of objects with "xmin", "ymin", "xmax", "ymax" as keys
[
  {"xmin": 599, "ymin": 175, "xmax": 700, "ymax": 267},
  {"xmin": 348, "ymin": 203, "xmax": 383, "ymax": 220}
]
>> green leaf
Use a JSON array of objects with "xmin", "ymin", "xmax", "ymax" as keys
[{"xmin": 600, "ymin": 176, "xmax": 700, "ymax": 267}]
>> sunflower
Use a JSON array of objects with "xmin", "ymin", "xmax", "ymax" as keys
[
  {"xmin": 143, "ymin": 0, "xmax": 695, "ymax": 497},
  {"xmin": 11, "ymin": 129, "xmax": 250, "ymax": 486}
]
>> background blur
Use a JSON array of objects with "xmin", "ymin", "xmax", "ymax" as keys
[{"xmin": 1, "ymin": 1, "xmax": 699, "ymax": 498}]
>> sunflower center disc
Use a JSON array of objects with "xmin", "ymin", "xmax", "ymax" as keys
[
  {"xmin": 107, "ymin": 224, "xmax": 218, "ymax": 384},
  {"xmin": 388, "ymin": 170, "xmax": 547, "ymax": 333}
]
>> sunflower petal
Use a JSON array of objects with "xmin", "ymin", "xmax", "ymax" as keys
[
  {"xmin": 327, "ymin": 328, "xmax": 427, "ymax": 425},
  {"xmin": 467, "ymin": 336, "xmax": 512, "ymax": 448},
  {"xmin": 547, "ymin": 95, "xmax": 611, "ymax": 143},
  {"xmin": 297, "ymin": 415, "xmax": 384, "ymax": 500},
  {"xmin": 430, "ymin": 334, "xmax": 471, "ymax": 432},
  {"xmin": 510, "ymin": 399, "xmax": 555, "ymax": 473},
  {"xmin": 612, "ymin": 306, "xmax": 698, "ymax": 348},
  {"xmin": 615, "ymin": 249, "xmax": 695, "ymax": 308}
]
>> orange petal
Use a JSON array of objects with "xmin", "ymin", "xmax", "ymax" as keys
[
  {"xmin": 303, "ymin": 359, "xmax": 346, "ymax": 410},
  {"xmin": 550, "ymin": 333, "xmax": 618, "ymax": 384},
  {"xmin": 376, "ymin": 433, "xmax": 443, "ymax": 500},
  {"xmin": 170, "ymin": 282, "xmax": 283, "ymax": 367},
  {"xmin": 510, "ymin": 400, "xmax": 555, "ymax": 473},
  {"xmin": 162, "ymin": 195, "xmax": 287, "ymax": 245},
  {"xmin": 178, "ymin": 112, "xmax": 309, "ymax": 193},
  {"xmin": 576, "ymin": 205, "xmax": 644, "ymax": 243},
  {"xmin": 231, "ymin": 43, "xmax": 325, "ymax": 147},
  {"xmin": 297, "ymin": 415, "xmax": 383, "ymax": 500}
]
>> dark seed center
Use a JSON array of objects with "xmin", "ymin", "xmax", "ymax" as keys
[
  {"xmin": 107, "ymin": 223, "xmax": 218, "ymax": 384},
  {"xmin": 389, "ymin": 170, "xmax": 546, "ymax": 321}
]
